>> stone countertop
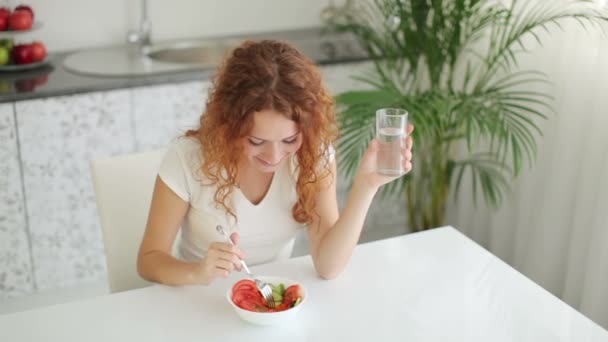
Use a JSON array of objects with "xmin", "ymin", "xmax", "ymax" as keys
[{"xmin": 0, "ymin": 27, "xmax": 368, "ymax": 104}]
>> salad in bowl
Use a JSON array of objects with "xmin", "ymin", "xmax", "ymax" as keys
[{"xmin": 226, "ymin": 276, "xmax": 306, "ymax": 325}]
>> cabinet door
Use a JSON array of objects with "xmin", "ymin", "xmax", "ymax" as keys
[
  {"xmin": 0, "ymin": 103, "xmax": 33, "ymax": 299},
  {"xmin": 16, "ymin": 90, "xmax": 134, "ymax": 291},
  {"xmin": 132, "ymin": 81, "xmax": 210, "ymax": 151}
]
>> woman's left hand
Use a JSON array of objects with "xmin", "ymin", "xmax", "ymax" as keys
[{"xmin": 355, "ymin": 124, "xmax": 414, "ymax": 191}]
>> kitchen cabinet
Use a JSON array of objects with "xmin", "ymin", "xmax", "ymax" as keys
[
  {"xmin": 11, "ymin": 81, "xmax": 210, "ymax": 291},
  {"xmin": 16, "ymin": 90, "xmax": 133, "ymax": 291},
  {"xmin": 0, "ymin": 103, "xmax": 34, "ymax": 299},
  {"xmin": 132, "ymin": 81, "xmax": 210, "ymax": 150}
]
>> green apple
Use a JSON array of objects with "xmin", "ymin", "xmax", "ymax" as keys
[
  {"xmin": 0, "ymin": 46, "xmax": 9, "ymax": 65},
  {"xmin": 0, "ymin": 38, "xmax": 13, "ymax": 50}
]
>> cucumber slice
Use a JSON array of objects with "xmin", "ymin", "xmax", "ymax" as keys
[{"xmin": 271, "ymin": 283, "xmax": 286, "ymax": 303}]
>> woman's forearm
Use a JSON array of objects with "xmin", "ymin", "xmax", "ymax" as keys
[
  {"xmin": 137, "ymin": 251, "xmax": 202, "ymax": 286},
  {"xmin": 313, "ymin": 176, "xmax": 378, "ymax": 279}
]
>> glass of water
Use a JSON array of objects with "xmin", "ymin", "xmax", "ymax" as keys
[{"xmin": 376, "ymin": 108, "xmax": 408, "ymax": 176}]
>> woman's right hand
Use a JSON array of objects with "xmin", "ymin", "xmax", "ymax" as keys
[{"xmin": 195, "ymin": 232, "xmax": 245, "ymax": 285}]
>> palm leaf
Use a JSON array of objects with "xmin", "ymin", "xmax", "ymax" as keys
[{"xmin": 323, "ymin": 0, "xmax": 607, "ymax": 229}]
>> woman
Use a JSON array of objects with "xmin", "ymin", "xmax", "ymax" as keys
[{"xmin": 137, "ymin": 39, "xmax": 413, "ymax": 286}]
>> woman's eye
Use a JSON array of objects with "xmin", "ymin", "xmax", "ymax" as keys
[
  {"xmin": 248, "ymin": 139, "xmax": 263, "ymax": 146},
  {"xmin": 283, "ymin": 138, "xmax": 298, "ymax": 144}
]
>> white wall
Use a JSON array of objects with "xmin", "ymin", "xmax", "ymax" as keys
[{"xmin": 6, "ymin": 0, "xmax": 330, "ymax": 52}]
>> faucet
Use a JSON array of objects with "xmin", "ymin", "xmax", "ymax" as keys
[{"xmin": 127, "ymin": 0, "xmax": 151, "ymax": 46}]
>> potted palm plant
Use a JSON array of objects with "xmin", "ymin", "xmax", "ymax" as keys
[{"xmin": 322, "ymin": 0, "xmax": 606, "ymax": 231}]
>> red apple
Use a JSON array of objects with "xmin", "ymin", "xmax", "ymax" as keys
[
  {"xmin": 12, "ymin": 43, "xmax": 33, "ymax": 64},
  {"xmin": 0, "ymin": 15, "xmax": 7, "ymax": 31},
  {"xmin": 14, "ymin": 5, "xmax": 33, "ymax": 20},
  {"xmin": 30, "ymin": 41, "xmax": 46, "ymax": 62},
  {"xmin": 0, "ymin": 7, "xmax": 10, "ymax": 30},
  {"xmin": 0, "ymin": 7, "xmax": 10, "ymax": 19},
  {"xmin": 8, "ymin": 10, "xmax": 32, "ymax": 31}
]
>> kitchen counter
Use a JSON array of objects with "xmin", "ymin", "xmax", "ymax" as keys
[{"xmin": 0, "ymin": 27, "xmax": 368, "ymax": 103}]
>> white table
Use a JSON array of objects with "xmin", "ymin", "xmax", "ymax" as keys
[{"xmin": 1, "ymin": 226, "xmax": 607, "ymax": 341}]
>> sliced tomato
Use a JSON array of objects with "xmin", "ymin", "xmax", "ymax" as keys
[
  {"xmin": 232, "ymin": 285, "xmax": 256, "ymax": 295},
  {"xmin": 232, "ymin": 282, "xmax": 267, "ymax": 313},
  {"xmin": 233, "ymin": 290, "xmax": 264, "ymax": 304},
  {"xmin": 237, "ymin": 300, "xmax": 258, "ymax": 311},
  {"xmin": 238, "ymin": 298, "xmax": 267, "ymax": 312},
  {"xmin": 232, "ymin": 279, "xmax": 256, "ymax": 293},
  {"xmin": 283, "ymin": 284, "xmax": 304, "ymax": 306}
]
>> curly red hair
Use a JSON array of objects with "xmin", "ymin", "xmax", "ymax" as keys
[{"xmin": 187, "ymin": 40, "xmax": 337, "ymax": 225}]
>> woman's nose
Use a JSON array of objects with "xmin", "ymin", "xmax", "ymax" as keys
[{"xmin": 264, "ymin": 143, "xmax": 283, "ymax": 163}]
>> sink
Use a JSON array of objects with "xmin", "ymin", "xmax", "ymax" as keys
[
  {"xmin": 63, "ymin": 39, "xmax": 240, "ymax": 78},
  {"xmin": 62, "ymin": 32, "xmax": 367, "ymax": 78},
  {"xmin": 144, "ymin": 40, "xmax": 239, "ymax": 66}
]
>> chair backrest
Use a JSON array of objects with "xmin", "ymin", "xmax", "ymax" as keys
[{"xmin": 90, "ymin": 148, "xmax": 166, "ymax": 293}]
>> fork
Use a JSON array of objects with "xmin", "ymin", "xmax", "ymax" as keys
[{"xmin": 216, "ymin": 225, "xmax": 275, "ymax": 308}]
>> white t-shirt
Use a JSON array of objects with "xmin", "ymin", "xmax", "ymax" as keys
[{"xmin": 158, "ymin": 136, "xmax": 305, "ymax": 265}]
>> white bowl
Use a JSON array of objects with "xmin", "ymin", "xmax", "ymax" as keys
[{"xmin": 226, "ymin": 276, "xmax": 307, "ymax": 326}]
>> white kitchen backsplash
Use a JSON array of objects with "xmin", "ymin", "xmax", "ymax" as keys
[{"xmin": 15, "ymin": 0, "xmax": 331, "ymax": 52}]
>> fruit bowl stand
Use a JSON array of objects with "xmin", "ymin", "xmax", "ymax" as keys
[
  {"xmin": 0, "ymin": 21, "xmax": 49, "ymax": 72},
  {"xmin": 0, "ymin": 21, "xmax": 43, "ymax": 38}
]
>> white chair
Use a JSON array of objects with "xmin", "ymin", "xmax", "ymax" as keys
[{"xmin": 90, "ymin": 148, "xmax": 166, "ymax": 293}]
